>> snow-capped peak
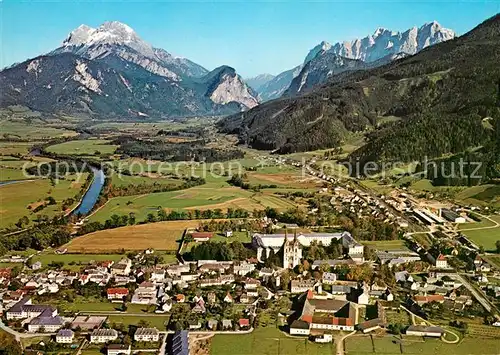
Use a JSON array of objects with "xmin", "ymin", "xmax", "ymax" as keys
[
  {"xmin": 327, "ymin": 21, "xmax": 455, "ymax": 62},
  {"xmin": 63, "ymin": 21, "xmax": 155, "ymax": 57}
]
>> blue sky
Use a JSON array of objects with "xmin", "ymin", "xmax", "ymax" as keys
[{"xmin": 1, "ymin": 1, "xmax": 499, "ymax": 77}]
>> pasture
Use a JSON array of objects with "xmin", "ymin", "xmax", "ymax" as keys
[
  {"xmin": 0, "ymin": 174, "xmax": 88, "ymax": 229},
  {"xmin": 110, "ymin": 173, "xmax": 184, "ymax": 188},
  {"xmin": 107, "ymin": 315, "xmax": 171, "ymax": 329},
  {"xmin": 62, "ymin": 220, "xmax": 205, "ymax": 252},
  {"xmin": 460, "ymin": 215, "xmax": 500, "ymax": 251},
  {"xmin": 454, "ymin": 184, "xmax": 500, "ymax": 207},
  {"xmin": 210, "ymin": 326, "xmax": 333, "ymax": 355},
  {"xmin": 30, "ymin": 253, "xmax": 125, "ymax": 270},
  {"xmin": 45, "ymin": 139, "xmax": 118, "ymax": 156},
  {"xmin": 344, "ymin": 335, "xmax": 499, "ymax": 354}
]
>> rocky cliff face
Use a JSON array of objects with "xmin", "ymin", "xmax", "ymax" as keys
[
  {"xmin": 203, "ymin": 66, "xmax": 259, "ymax": 110},
  {"xmin": 329, "ymin": 21, "xmax": 455, "ymax": 62}
]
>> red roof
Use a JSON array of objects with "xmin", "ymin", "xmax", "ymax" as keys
[
  {"xmin": 0, "ymin": 268, "xmax": 12, "ymax": 278},
  {"xmin": 306, "ymin": 289, "xmax": 314, "ymax": 300},
  {"xmin": 107, "ymin": 288, "xmax": 129, "ymax": 295},
  {"xmin": 414, "ymin": 295, "xmax": 444, "ymax": 302},
  {"xmin": 191, "ymin": 232, "xmax": 213, "ymax": 238},
  {"xmin": 301, "ymin": 315, "xmax": 313, "ymax": 323},
  {"xmin": 98, "ymin": 260, "xmax": 114, "ymax": 267},
  {"xmin": 239, "ymin": 319, "xmax": 250, "ymax": 327},
  {"xmin": 437, "ymin": 254, "xmax": 446, "ymax": 261}
]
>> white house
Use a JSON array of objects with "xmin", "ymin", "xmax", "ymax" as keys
[
  {"xmin": 134, "ymin": 327, "xmax": 159, "ymax": 342},
  {"xmin": 291, "ymin": 280, "xmax": 317, "ymax": 293},
  {"xmin": 322, "ymin": 272, "xmax": 337, "ymax": 285},
  {"xmin": 435, "ymin": 254, "xmax": 448, "ymax": 268},
  {"xmin": 56, "ymin": 329, "xmax": 74, "ymax": 344}
]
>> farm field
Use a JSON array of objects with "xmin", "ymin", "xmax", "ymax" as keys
[
  {"xmin": 89, "ymin": 186, "xmax": 297, "ymax": 223},
  {"xmin": 110, "ymin": 173, "xmax": 184, "ymax": 188},
  {"xmin": 0, "ymin": 155, "xmax": 56, "ymax": 181},
  {"xmin": 344, "ymin": 335, "xmax": 499, "ymax": 354},
  {"xmin": 87, "ymin": 118, "xmax": 207, "ymax": 134},
  {"xmin": 45, "ymin": 139, "xmax": 118, "ymax": 156},
  {"xmin": 0, "ymin": 141, "xmax": 40, "ymax": 155},
  {"xmin": 459, "ymin": 215, "xmax": 500, "ymax": 251},
  {"xmin": 210, "ymin": 327, "xmax": 334, "ymax": 355},
  {"xmin": 62, "ymin": 220, "xmax": 208, "ymax": 252},
  {"xmin": 0, "ymin": 119, "xmax": 78, "ymax": 140},
  {"xmin": 0, "ymin": 167, "xmax": 31, "ymax": 181},
  {"xmin": 454, "ymin": 184, "xmax": 500, "ymax": 207},
  {"xmin": 0, "ymin": 174, "xmax": 88, "ymax": 229}
]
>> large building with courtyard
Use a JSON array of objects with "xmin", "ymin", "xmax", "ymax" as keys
[{"xmin": 252, "ymin": 231, "xmax": 364, "ymax": 268}]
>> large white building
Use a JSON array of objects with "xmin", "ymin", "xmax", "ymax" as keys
[
  {"xmin": 6, "ymin": 297, "xmax": 57, "ymax": 320},
  {"xmin": 252, "ymin": 231, "xmax": 363, "ymax": 268}
]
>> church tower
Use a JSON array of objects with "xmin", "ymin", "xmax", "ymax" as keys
[{"xmin": 283, "ymin": 229, "xmax": 302, "ymax": 269}]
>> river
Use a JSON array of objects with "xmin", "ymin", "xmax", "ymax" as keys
[{"xmin": 72, "ymin": 167, "xmax": 106, "ymax": 216}]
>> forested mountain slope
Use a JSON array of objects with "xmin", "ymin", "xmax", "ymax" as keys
[{"xmin": 219, "ymin": 14, "xmax": 500, "ymax": 173}]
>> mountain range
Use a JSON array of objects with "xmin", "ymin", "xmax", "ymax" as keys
[
  {"xmin": 255, "ymin": 21, "xmax": 455, "ymax": 101},
  {"xmin": 219, "ymin": 14, "xmax": 500, "ymax": 177},
  {"xmin": 0, "ymin": 21, "xmax": 259, "ymax": 119}
]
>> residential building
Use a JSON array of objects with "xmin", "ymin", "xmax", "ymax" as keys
[
  {"xmin": 56, "ymin": 329, "xmax": 74, "ymax": 344},
  {"xmin": 413, "ymin": 295, "xmax": 445, "ymax": 305},
  {"xmin": 239, "ymin": 319, "xmax": 250, "ymax": 329},
  {"xmin": 191, "ymin": 232, "xmax": 213, "ymax": 242},
  {"xmin": 32, "ymin": 261, "xmax": 42, "ymax": 270},
  {"xmin": 107, "ymin": 288, "xmax": 129, "ymax": 301},
  {"xmin": 150, "ymin": 270, "xmax": 166, "ymax": 283},
  {"xmin": 207, "ymin": 319, "xmax": 218, "ymax": 330},
  {"xmin": 435, "ymin": 254, "xmax": 448, "ymax": 269},
  {"xmin": 131, "ymin": 281, "xmax": 157, "ymax": 305},
  {"xmin": 90, "ymin": 329, "xmax": 118, "ymax": 343},
  {"xmin": 322, "ymin": 272, "xmax": 337, "ymax": 285},
  {"xmin": 233, "ymin": 261, "xmax": 255, "ymax": 276},
  {"xmin": 111, "ymin": 258, "xmax": 132, "ymax": 276},
  {"xmin": 222, "ymin": 319, "xmax": 232, "ymax": 330},
  {"xmin": 134, "ymin": 328, "xmax": 160, "ymax": 342},
  {"xmin": 107, "ymin": 344, "xmax": 131, "ymax": 355},
  {"xmin": 291, "ymin": 280, "xmax": 317, "ymax": 293}
]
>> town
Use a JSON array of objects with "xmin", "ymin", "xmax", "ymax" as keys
[{"xmin": 1, "ymin": 186, "xmax": 499, "ymax": 355}]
